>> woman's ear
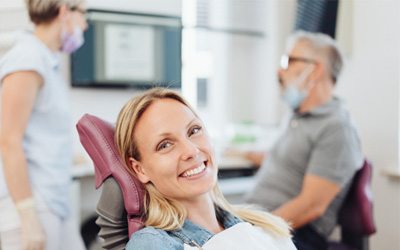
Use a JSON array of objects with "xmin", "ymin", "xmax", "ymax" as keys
[{"xmin": 129, "ymin": 157, "xmax": 150, "ymax": 184}]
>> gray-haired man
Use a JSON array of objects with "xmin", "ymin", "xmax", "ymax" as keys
[{"xmin": 245, "ymin": 31, "xmax": 363, "ymax": 250}]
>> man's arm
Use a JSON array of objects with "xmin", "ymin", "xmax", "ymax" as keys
[{"xmin": 273, "ymin": 174, "xmax": 340, "ymax": 229}]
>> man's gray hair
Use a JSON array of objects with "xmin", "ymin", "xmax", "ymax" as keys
[{"xmin": 286, "ymin": 30, "xmax": 344, "ymax": 84}]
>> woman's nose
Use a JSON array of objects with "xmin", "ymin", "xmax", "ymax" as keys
[
  {"xmin": 83, "ymin": 19, "xmax": 88, "ymax": 31},
  {"xmin": 180, "ymin": 139, "xmax": 200, "ymax": 161}
]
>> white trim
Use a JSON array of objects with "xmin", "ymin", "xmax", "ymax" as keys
[{"xmin": 381, "ymin": 168, "xmax": 400, "ymax": 179}]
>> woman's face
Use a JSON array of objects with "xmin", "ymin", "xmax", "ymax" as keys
[
  {"xmin": 57, "ymin": 3, "xmax": 87, "ymax": 34},
  {"xmin": 66, "ymin": 3, "xmax": 88, "ymax": 32},
  {"xmin": 130, "ymin": 98, "xmax": 218, "ymax": 202}
]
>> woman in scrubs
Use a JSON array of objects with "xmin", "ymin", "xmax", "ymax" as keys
[{"xmin": 0, "ymin": 0, "xmax": 87, "ymax": 249}]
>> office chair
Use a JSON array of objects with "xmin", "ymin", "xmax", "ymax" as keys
[
  {"xmin": 77, "ymin": 114, "xmax": 145, "ymax": 249},
  {"xmin": 328, "ymin": 159, "xmax": 376, "ymax": 250}
]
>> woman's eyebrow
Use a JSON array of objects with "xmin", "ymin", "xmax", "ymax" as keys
[
  {"xmin": 156, "ymin": 132, "xmax": 172, "ymax": 138},
  {"xmin": 186, "ymin": 118, "xmax": 199, "ymax": 128},
  {"xmin": 155, "ymin": 118, "xmax": 199, "ymax": 138}
]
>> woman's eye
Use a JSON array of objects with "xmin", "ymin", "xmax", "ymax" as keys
[
  {"xmin": 189, "ymin": 126, "xmax": 202, "ymax": 136},
  {"xmin": 157, "ymin": 141, "xmax": 172, "ymax": 151}
]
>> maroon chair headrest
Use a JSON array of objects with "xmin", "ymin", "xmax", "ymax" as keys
[
  {"xmin": 76, "ymin": 114, "xmax": 145, "ymax": 236},
  {"xmin": 338, "ymin": 159, "xmax": 376, "ymax": 235}
]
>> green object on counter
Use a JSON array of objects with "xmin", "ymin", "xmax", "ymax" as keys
[{"xmin": 231, "ymin": 120, "xmax": 257, "ymax": 144}]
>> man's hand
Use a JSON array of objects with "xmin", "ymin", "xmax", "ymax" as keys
[
  {"xmin": 224, "ymin": 149, "xmax": 267, "ymax": 167},
  {"xmin": 244, "ymin": 151, "xmax": 266, "ymax": 167}
]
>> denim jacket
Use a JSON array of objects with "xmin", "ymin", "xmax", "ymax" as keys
[{"xmin": 126, "ymin": 208, "xmax": 242, "ymax": 250}]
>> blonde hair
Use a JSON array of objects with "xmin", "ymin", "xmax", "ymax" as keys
[
  {"xmin": 25, "ymin": 0, "xmax": 84, "ymax": 24},
  {"xmin": 115, "ymin": 87, "xmax": 291, "ymax": 237}
]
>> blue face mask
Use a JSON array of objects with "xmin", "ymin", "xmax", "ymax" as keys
[
  {"xmin": 282, "ymin": 85, "xmax": 307, "ymax": 110},
  {"xmin": 281, "ymin": 65, "xmax": 315, "ymax": 110}
]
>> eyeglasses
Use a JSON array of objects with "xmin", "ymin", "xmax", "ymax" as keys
[
  {"xmin": 70, "ymin": 6, "xmax": 87, "ymax": 15},
  {"xmin": 280, "ymin": 55, "xmax": 317, "ymax": 70}
]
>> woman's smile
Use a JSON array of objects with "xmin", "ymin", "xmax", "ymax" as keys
[{"xmin": 180, "ymin": 161, "xmax": 208, "ymax": 178}]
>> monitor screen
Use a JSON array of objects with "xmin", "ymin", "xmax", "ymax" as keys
[{"xmin": 71, "ymin": 10, "xmax": 182, "ymax": 88}]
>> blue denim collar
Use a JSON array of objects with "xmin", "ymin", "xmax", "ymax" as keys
[{"xmin": 169, "ymin": 207, "xmax": 242, "ymax": 247}]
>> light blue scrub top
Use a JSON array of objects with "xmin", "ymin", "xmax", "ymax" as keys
[{"xmin": 0, "ymin": 32, "xmax": 73, "ymax": 218}]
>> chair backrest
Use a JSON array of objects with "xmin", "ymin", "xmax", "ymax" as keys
[
  {"xmin": 336, "ymin": 159, "xmax": 376, "ymax": 249},
  {"xmin": 76, "ymin": 114, "xmax": 145, "ymax": 236}
]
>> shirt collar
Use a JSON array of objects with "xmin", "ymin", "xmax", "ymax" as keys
[
  {"xmin": 170, "ymin": 207, "xmax": 242, "ymax": 246},
  {"xmin": 295, "ymin": 97, "xmax": 341, "ymax": 118}
]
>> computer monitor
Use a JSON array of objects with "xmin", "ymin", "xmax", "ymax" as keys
[{"xmin": 71, "ymin": 10, "xmax": 182, "ymax": 88}]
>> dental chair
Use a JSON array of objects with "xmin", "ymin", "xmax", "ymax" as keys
[
  {"xmin": 77, "ymin": 114, "xmax": 145, "ymax": 249},
  {"xmin": 328, "ymin": 159, "xmax": 376, "ymax": 250},
  {"xmin": 77, "ymin": 114, "xmax": 377, "ymax": 250}
]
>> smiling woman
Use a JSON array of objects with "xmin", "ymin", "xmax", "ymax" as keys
[{"xmin": 114, "ymin": 87, "xmax": 297, "ymax": 249}]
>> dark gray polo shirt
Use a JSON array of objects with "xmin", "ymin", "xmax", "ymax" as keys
[{"xmin": 245, "ymin": 97, "xmax": 363, "ymax": 238}]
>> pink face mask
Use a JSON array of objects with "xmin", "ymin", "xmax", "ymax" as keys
[{"xmin": 61, "ymin": 26, "xmax": 84, "ymax": 53}]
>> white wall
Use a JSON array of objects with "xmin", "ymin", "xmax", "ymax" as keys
[
  {"xmin": 335, "ymin": 1, "xmax": 400, "ymax": 249},
  {"xmin": 258, "ymin": 0, "xmax": 297, "ymax": 124}
]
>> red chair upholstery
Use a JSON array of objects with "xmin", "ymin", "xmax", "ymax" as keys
[
  {"xmin": 76, "ymin": 114, "xmax": 145, "ymax": 237},
  {"xmin": 329, "ymin": 159, "xmax": 376, "ymax": 250}
]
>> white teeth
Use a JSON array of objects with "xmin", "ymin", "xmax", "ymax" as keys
[{"xmin": 182, "ymin": 163, "xmax": 206, "ymax": 177}]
